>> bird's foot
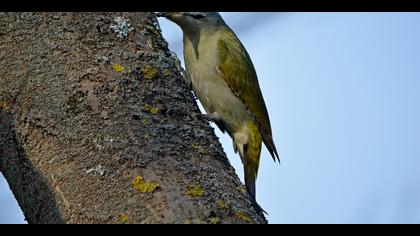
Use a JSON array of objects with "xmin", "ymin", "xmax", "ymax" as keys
[
  {"xmin": 189, "ymin": 112, "xmax": 214, "ymax": 123},
  {"xmin": 165, "ymin": 109, "xmax": 213, "ymax": 123}
]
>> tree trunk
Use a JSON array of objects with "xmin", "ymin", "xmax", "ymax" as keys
[{"xmin": 0, "ymin": 12, "xmax": 266, "ymax": 224}]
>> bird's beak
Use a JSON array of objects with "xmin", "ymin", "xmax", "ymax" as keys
[{"xmin": 155, "ymin": 12, "xmax": 171, "ymax": 18}]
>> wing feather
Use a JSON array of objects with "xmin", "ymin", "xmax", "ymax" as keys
[{"xmin": 216, "ymin": 29, "xmax": 279, "ymax": 162}]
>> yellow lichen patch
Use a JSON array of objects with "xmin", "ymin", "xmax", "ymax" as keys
[
  {"xmin": 186, "ymin": 184, "xmax": 204, "ymax": 197},
  {"xmin": 216, "ymin": 200, "xmax": 229, "ymax": 209},
  {"xmin": 209, "ymin": 217, "xmax": 220, "ymax": 224},
  {"xmin": 120, "ymin": 213, "xmax": 128, "ymax": 223},
  {"xmin": 141, "ymin": 66, "xmax": 158, "ymax": 80},
  {"xmin": 191, "ymin": 143, "xmax": 208, "ymax": 155},
  {"xmin": 132, "ymin": 176, "xmax": 160, "ymax": 193},
  {"xmin": 112, "ymin": 64, "xmax": 125, "ymax": 73},
  {"xmin": 141, "ymin": 118, "xmax": 148, "ymax": 126},
  {"xmin": 235, "ymin": 211, "xmax": 252, "ymax": 223},
  {"xmin": 191, "ymin": 143, "xmax": 200, "ymax": 149},
  {"xmin": 184, "ymin": 219, "xmax": 192, "ymax": 224},
  {"xmin": 144, "ymin": 103, "xmax": 159, "ymax": 115},
  {"xmin": 236, "ymin": 185, "xmax": 247, "ymax": 194},
  {"xmin": 163, "ymin": 68, "xmax": 171, "ymax": 77}
]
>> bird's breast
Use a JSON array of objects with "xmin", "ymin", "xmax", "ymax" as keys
[{"xmin": 183, "ymin": 35, "xmax": 254, "ymax": 134}]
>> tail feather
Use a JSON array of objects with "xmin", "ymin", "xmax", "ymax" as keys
[
  {"xmin": 245, "ymin": 165, "xmax": 268, "ymax": 214},
  {"xmin": 254, "ymin": 119, "xmax": 280, "ymax": 163},
  {"xmin": 238, "ymin": 143, "xmax": 258, "ymax": 201},
  {"xmin": 262, "ymin": 133, "xmax": 280, "ymax": 163},
  {"xmin": 244, "ymin": 167, "xmax": 256, "ymax": 201},
  {"xmin": 235, "ymin": 123, "xmax": 267, "ymax": 213}
]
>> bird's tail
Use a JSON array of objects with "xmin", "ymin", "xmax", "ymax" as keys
[
  {"xmin": 244, "ymin": 145, "xmax": 267, "ymax": 214},
  {"xmin": 234, "ymin": 123, "xmax": 266, "ymax": 212},
  {"xmin": 241, "ymin": 125, "xmax": 262, "ymax": 203},
  {"xmin": 244, "ymin": 165, "xmax": 256, "ymax": 201}
]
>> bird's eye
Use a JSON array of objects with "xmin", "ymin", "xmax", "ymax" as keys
[{"xmin": 185, "ymin": 13, "xmax": 205, "ymax": 20}]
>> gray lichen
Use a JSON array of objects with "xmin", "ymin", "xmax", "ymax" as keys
[
  {"xmin": 110, "ymin": 16, "xmax": 134, "ymax": 38},
  {"xmin": 86, "ymin": 165, "xmax": 105, "ymax": 176}
]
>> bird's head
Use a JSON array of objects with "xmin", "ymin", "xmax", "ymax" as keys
[{"xmin": 156, "ymin": 12, "xmax": 225, "ymax": 32}]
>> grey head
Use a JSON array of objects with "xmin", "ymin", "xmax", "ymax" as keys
[{"xmin": 156, "ymin": 12, "xmax": 226, "ymax": 32}]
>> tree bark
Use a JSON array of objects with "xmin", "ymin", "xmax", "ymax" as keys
[{"xmin": 0, "ymin": 12, "xmax": 267, "ymax": 224}]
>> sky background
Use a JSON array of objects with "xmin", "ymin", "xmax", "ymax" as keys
[{"xmin": 1, "ymin": 12, "xmax": 420, "ymax": 224}]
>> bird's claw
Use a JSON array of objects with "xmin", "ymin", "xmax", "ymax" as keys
[{"xmin": 190, "ymin": 113, "xmax": 213, "ymax": 123}]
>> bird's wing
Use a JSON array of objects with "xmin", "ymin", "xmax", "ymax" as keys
[{"xmin": 216, "ymin": 29, "xmax": 279, "ymax": 162}]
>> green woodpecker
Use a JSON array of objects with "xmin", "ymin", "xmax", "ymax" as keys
[{"xmin": 158, "ymin": 12, "xmax": 279, "ymax": 202}]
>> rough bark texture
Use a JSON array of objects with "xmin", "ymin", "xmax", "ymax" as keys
[{"xmin": 0, "ymin": 12, "xmax": 267, "ymax": 224}]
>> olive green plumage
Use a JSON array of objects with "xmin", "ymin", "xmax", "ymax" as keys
[
  {"xmin": 158, "ymin": 12, "xmax": 279, "ymax": 202},
  {"xmin": 216, "ymin": 28, "xmax": 279, "ymax": 163}
]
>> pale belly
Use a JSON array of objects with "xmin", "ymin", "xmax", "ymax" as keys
[
  {"xmin": 189, "ymin": 66, "xmax": 253, "ymax": 136},
  {"xmin": 183, "ymin": 32, "xmax": 256, "ymax": 148}
]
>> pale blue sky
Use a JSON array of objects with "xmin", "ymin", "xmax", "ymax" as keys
[{"xmin": 1, "ymin": 13, "xmax": 420, "ymax": 224}]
